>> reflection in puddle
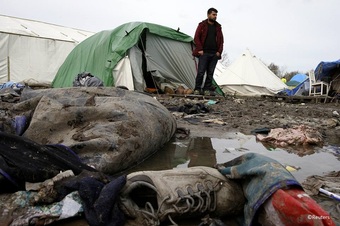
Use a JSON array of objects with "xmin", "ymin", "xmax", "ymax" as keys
[{"xmin": 127, "ymin": 132, "xmax": 340, "ymax": 183}]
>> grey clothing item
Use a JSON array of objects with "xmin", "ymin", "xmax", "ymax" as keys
[{"xmin": 73, "ymin": 72, "xmax": 104, "ymax": 87}]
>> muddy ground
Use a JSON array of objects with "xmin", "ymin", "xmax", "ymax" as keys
[
  {"xmin": 156, "ymin": 94, "xmax": 340, "ymax": 146},
  {"xmin": 1, "ymin": 90, "xmax": 339, "ymax": 226},
  {"xmin": 1, "ymin": 90, "xmax": 339, "ymax": 146}
]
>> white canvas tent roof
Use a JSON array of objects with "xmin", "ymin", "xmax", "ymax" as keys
[
  {"xmin": 214, "ymin": 49, "xmax": 288, "ymax": 96},
  {"xmin": 0, "ymin": 15, "xmax": 95, "ymax": 85}
]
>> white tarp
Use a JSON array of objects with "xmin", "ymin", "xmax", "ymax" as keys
[
  {"xmin": 112, "ymin": 56, "xmax": 135, "ymax": 90},
  {"xmin": 214, "ymin": 49, "xmax": 288, "ymax": 96},
  {"xmin": 0, "ymin": 15, "xmax": 94, "ymax": 84}
]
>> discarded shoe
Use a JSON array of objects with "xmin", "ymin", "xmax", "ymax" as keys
[
  {"xmin": 204, "ymin": 90, "xmax": 211, "ymax": 96},
  {"xmin": 193, "ymin": 89, "xmax": 201, "ymax": 95},
  {"xmin": 119, "ymin": 166, "xmax": 245, "ymax": 226}
]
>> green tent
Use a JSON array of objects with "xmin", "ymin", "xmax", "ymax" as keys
[{"xmin": 52, "ymin": 21, "xmax": 224, "ymax": 95}]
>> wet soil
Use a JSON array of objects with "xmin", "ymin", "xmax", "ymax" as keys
[
  {"xmin": 156, "ymin": 94, "xmax": 340, "ymax": 146},
  {"xmin": 1, "ymin": 92, "xmax": 339, "ymax": 226}
]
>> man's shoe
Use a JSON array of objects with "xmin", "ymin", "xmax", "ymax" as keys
[
  {"xmin": 193, "ymin": 90, "xmax": 201, "ymax": 95},
  {"xmin": 204, "ymin": 90, "xmax": 211, "ymax": 96},
  {"xmin": 119, "ymin": 166, "xmax": 245, "ymax": 225}
]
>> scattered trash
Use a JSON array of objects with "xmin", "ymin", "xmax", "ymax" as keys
[
  {"xmin": 319, "ymin": 188, "xmax": 340, "ymax": 202},
  {"xmin": 178, "ymin": 103, "xmax": 209, "ymax": 114},
  {"xmin": 202, "ymin": 118, "xmax": 225, "ymax": 125},
  {"xmin": 251, "ymin": 127, "xmax": 271, "ymax": 135},
  {"xmin": 198, "ymin": 214, "xmax": 226, "ymax": 226},
  {"xmin": 224, "ymin": 147, "xmax": 248, "ymax": 153},
  {"xmin": 73, "ymin": 72, "xmax": 104, "ymax": 87},
  {"xmin": 172, "ymin": 142, "xmax": 188, "ymax": 148},
  {"xmin": 284, "ymin": 164, "xmax": 301, "ymax": 172},
  {"xmin": 256, "ymin": 125, "xmax": 324, "ymax": 147},
  {"xmin": 207, "ymin": 100, "xmax": 218, "ymax": 105}
]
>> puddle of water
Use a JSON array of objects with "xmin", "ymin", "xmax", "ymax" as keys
[{"xmin": 127, "ymin": 132, "xmax": 340, "ymax": 183}]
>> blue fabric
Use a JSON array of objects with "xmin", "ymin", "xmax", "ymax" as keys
[
  {"xmin": 0, "ymin": 81, "xmax": 15, "ymax": 89},
  {"xmin": 290, "ymin": 78, "xmax": 309, "ymax": 95},
  {"xmin": 314, "ymin": 60, "xmax": 340, "ymax": 81},
  {"xmin": 0, "ymin": 131, "xmax": 96, "ymax": 193},
  {"xmin": 0, "ymin": 82, "xmax": 25, "ymax": 90},
  {"xmin": 289, "ymin": 73, "xmax": 308, "ymax": 83},
  {"xmin": 13, "ymin": 115, "xmax": 27, "ymax": 135},
  {"xmin": 218, "ymin": 153, "xmax": 302, "ymax": 226},
  {"xmin": 60, "ymin": 174, "xmax": 127, "ymax": 226},
  {"xmin": 280, "ymin": 78, "xmax": 309, "ymax": 96}
]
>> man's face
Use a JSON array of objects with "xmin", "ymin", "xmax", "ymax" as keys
[{"xmin": 208, "ymin": 11, "xmax": 217, "ymax": 22}]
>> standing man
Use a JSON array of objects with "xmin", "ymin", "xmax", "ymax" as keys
[{"xmin": 193, "ymin": 7, "xmax": 224, "ymax": 96}]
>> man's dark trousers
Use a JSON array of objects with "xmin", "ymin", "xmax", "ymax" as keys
[{"xmin": 195, "ymin": 53, "xmax": 218, "ymax": 91}]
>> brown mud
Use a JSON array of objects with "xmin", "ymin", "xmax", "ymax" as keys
[{"xmin": 156, "ymin": 94, "xmax": 340, "ymax": 147}]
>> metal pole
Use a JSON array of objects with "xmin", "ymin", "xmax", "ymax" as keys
[{"xmin": 7, "ymin": 56, "xmax": 10, "ymax": 81}]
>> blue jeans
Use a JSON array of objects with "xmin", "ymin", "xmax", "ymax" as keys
[{"xmin": 195, "ymin": 53, "xmax": 218, "ymax": 91}]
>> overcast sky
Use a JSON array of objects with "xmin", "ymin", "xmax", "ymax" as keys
[{"xmin": 1, "ymin": 0, "xmax": 339, "ymax": 73}]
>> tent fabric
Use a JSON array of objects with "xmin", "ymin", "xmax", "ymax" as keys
[
  {"xmin": 214, "ymin": 49, "xmax": 288, "ymax": 96},
  {"xmin": 314, "ymin": 60, "xmax": 340, "ymax": 94},
  {"xmin": 314, "ymin": 60, "xmax": 340, "ymax": 82},
  {"xmin": 0, "ymin": 15, "xmax": 94, "ymax": 84},
  {"xmin": 286, "ymin": 80, "xmax": 300, "ymax": 87},
  {"xmin": 52, "ymin": 22, "xmax": 198, "ymax": 91},
  {"xmin": 286, "ymin": 73, "xmax": 307, "ymax": 87},
  {"xmin": 282, "ymin": 78, "xmax": 309, "ymax": 96}
]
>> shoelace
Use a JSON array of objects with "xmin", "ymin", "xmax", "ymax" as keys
[{"xmin": 138, "ymin": 181, "xmax": 219, "ymax": 226}]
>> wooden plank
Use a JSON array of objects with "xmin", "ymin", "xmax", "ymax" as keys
[{"xmin": 157, "ymin": 93, "xmax": 226, "ymax": 100}]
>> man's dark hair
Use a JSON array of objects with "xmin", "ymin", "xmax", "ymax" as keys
[{"xmin": 207, "ymin": 7, "xmax": 218, "ymax": 14}]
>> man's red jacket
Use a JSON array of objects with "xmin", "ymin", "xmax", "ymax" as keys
[{"xmin": 192, "ymin": 19, "xmax": 224, "ymax": 59}]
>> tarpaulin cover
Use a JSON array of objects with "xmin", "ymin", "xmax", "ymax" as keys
[
  {"xmin": 314, "ymin": 60, "xmax": 340, "ymax": 82},
  {"xmin": 52, "ymin": 22, "xmax": 195, "ymax": 88}
]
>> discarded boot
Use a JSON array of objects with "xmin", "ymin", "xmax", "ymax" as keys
[
  {"xmin": 204, "ymin": 90, "xmax": 211, "ymax": 96},
  {"xmin": 193, "ymin": 89, "xmax": 201, "ymax": 95},
  {"xmin": 119, "ymin": 166, "xmax": 245, "ymax": 226}
]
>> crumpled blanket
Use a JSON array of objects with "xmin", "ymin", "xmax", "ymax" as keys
[
  {"xmin": 256, "ymin": 125, "xmax": 323, "ymax": 147},
  {"xmin": 4, "ymin": 87, "xmax": 176, "ymax": 175}
]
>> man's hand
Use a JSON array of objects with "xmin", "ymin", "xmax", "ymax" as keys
[
  {"xmin": 198, "ymin": 50, "xmax": 204, "ymax": 56},
  {"xmin": 216, "ymin": 52, "xmax": 221, "ymax": 57}
]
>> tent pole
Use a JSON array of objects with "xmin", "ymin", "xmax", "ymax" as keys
[{"xmin": 7, "ymin": 56, "xmax": 10, "ymax": 81}]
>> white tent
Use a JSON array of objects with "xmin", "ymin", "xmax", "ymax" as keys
[
  {"xmin": 214, "ymin": 49, "xmax": 287, "ymax": 96},
  {"xmin": 0, "ymin": 15, "xmax": 94, "ymax": 85}
]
